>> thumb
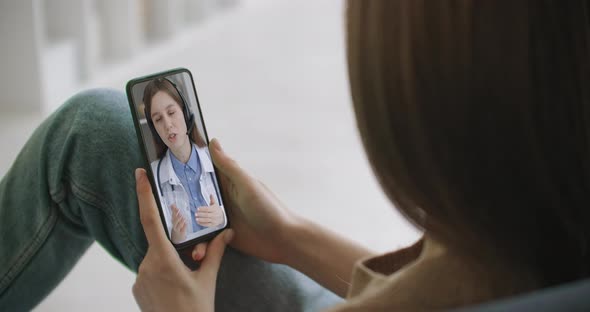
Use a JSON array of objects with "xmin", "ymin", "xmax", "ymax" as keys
[
  {"xmin": 195, "ymin": 229, "xmax": 234, "ymax": 279},
  {"xmin": 209, "ymin": 194, "xmax": 216, "ymax": 205},
  {"xmin": 209, "ymin": 139, "xmax": 248, "ymax": 184},
  {"xmin": 135, "ymin": 168, "xmax": 169, "ymax": 248}
]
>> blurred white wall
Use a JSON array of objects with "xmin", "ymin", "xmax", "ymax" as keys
[
  {"xmin": 0, "ymin": 0, "xmax": 238, "ymax": 113},
  {"xmin": 0, "ymin": 1, "xmax": 45, "ymax": 112}
]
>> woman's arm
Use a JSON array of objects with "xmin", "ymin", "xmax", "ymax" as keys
[
  {"xmin": 283, "ymin": 218, "xmax": 374, "ymax": 297},
  {"xmin": 209, "ymin": 139, "xmax": 374, "ymax": 297}
]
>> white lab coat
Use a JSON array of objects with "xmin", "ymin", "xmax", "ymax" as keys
[{"xmin": 150, "ymin": 144, "xmax": 225, "ymax": 241}]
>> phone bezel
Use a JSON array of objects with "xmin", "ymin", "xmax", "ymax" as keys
[{"xmin": 126, "ymin": 67, "xmax": 229, "ymax": 249}]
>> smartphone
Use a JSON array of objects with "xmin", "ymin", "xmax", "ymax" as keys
[{"xmin": 126, "ymin": 68, "xmax": 229, "ymax": 258}]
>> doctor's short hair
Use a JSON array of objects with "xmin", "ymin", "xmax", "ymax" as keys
[
  {"xmin": 346, "ymin": 0, "xmax": 590, "ymax": 289},
  {"xmin": 143, "ymin": 77, "xmax": 207, "ymax": 159}
]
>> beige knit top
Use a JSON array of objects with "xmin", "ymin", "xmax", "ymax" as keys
[{"xmin": 328, "ymin": 237, "xmax": 537, "ymax": 311}]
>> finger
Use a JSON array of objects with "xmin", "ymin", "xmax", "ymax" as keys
[
  {"xmin": 209, "ymin": 194, "xmax": 217, "ymax": 205},
  {"xmin": 199, "ymin": 220, "xmax": 219, "ymax": 227},
  {"xmin": 174, "ymin": 214, "xmax": 185, "ymax": 227},
  {"xmin": 196, "ymin": 214, "xmax": 214, "ymax": 223},
  {"xmin": 173, "ymin": 212, "xmax": 182, "ymax": 223},
  {"xmin": 192, "ymin": 242, "xmax": 208, "ymax": 261},
  {"xmin": 209, "ymin": 139, "xmax": 250, "ymax": 184},
  {"xmin": 204, "ymin": 219, "xmax": 223, "ymax": 227},
  {"xmin": 195, "ymin": 210, "xmax": 215, "ymax": 219},
  {"xmin": 135, "ymin": 169, "xmax": 168, "ymax": 247},
  {"xmin": 195, "ymin": 229, "xmax": 234, "ymax": 279},
  {"xmin": 215, "ymin": 172, "xmax": 234, "ymax": 206},
  {"xmin": 172, "ymin": 205, "xmax": 182, "ymax": 221},
  {"xmin": 196, "ymin": 207, "xmax": 215, "ymax": 215},
  {"xmin": 199, "ymin": 205, "xmax": 220, "ymax": 212},
  {"xmin": 196, "ymin": 215, "xmax": 212, "ymax": 221},
  {"xmin": 196, "ymin": 217, "xmax": 212, "ymax": 225},
  {"xmin": 197, "ymin": 217, "xmax": 217, "ymax": 227},
  {"xmin": 174, "ymin": 218, "xmax": 183, "ymax": 229}
]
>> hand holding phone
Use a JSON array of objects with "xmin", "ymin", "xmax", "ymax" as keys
[
  {"xmin": 205, "ymin": 139, "xmax": 300, "ymax": 265},
  {"xmin": 133, "ymin": 168, "xmax": 233, "ymax": 312}
]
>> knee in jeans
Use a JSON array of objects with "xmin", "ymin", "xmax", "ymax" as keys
[
  {"xmin": 63, "ymin": 88, "xmax": 127, "ymax": 122},
  {"xmin": 61, "ymin": 88, "xmax": 134, "ymax": 142}
]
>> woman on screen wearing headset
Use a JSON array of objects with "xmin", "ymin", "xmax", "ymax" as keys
[{"xmin": 143, "ymin": 78, "xmax": 225, "ymax": 244}]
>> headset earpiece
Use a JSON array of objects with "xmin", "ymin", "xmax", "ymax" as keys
[{"xmin": 163, "ymin": 77, "xmax": 195, "ymax": 136}]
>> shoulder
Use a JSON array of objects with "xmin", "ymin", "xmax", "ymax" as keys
[
  {"xmin": 195, "ymin": 143, "xmax": 210, "ymax": 154},
  {"xmin": 194, "ymin": 144, "xmax": 213, "ymax": 161},
  {"xmin": 334, "ymin": 237, "xmax": 536, "ymax": 311}
]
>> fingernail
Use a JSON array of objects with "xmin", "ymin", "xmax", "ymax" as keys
[
  {"xmin": 213, "ymin": 139, "xmax": 223, "ymax": 152},
  {"xmin": 224, "ymin": 229, "xmax": 234, "ymax": 244},
  {"xmin": 192, "ymin": 249, "xmax": 198, "ymax": 260},
  {"xmin": 135, "ymin": 168, "xmax": 143, "ymax": 182}
]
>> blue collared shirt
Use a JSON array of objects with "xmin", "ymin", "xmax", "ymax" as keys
[{"xmin": 169, "ymin": 145, "xmax": 209, "ymax": 232}]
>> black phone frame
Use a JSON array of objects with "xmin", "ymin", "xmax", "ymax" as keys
[{"xmin": 126, "ymin": 67, "xmax": 230, "ymax": 252}]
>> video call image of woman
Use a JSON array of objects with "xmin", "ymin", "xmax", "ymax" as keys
[{"xmin": 142, "ymin": 77, "xmax": 226, "ymax": 244}]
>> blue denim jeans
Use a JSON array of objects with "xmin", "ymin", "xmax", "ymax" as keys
[{"xmin": 0, "ymin": 89, "xmax": 341, "ymax": 311}]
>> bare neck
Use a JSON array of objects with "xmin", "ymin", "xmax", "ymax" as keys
[{"xmin": 170, "ymin": 141, "xmax": 192, "ymax": 164}]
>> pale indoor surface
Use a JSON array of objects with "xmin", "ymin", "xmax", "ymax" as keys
[{"xmin": 0, "ymin": 1, "xmax": 420, "ymax": 311}]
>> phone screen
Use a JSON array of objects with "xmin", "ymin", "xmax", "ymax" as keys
[{"xmin": 127, "ymin": 68, "xmax": 228, "ymax": 246}]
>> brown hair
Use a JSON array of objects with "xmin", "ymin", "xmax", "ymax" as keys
[
  {"xmin": 347, "ymin": 0, "xmax": 590, "ymax": 287},
  {"xmin": 143, "ymin": 78, "xmax": 206, "ymax": 159}
]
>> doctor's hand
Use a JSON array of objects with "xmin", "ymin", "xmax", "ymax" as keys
[
  {"xmin": 133, "ymin": 168, "xmax": 233, "ymax": 312},
  {"xmin": 196, "ymin": 194, "xmax": 224, "ymax": 227},
  {"xmin": 208, "ymin": 139, "xmax": 302, "ymax": 264},
  {"xmin": 171, "ymin": 204, "xmax": 187, "ymax": 244}
]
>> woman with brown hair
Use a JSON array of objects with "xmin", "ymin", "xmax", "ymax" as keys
[
  {"xmin": 143, "ymin": 78, "xmax": 226, "ymax": 244},
  {"xmin": 132, "ymin": 0, "xmax": 590, "ymax": 311}
]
